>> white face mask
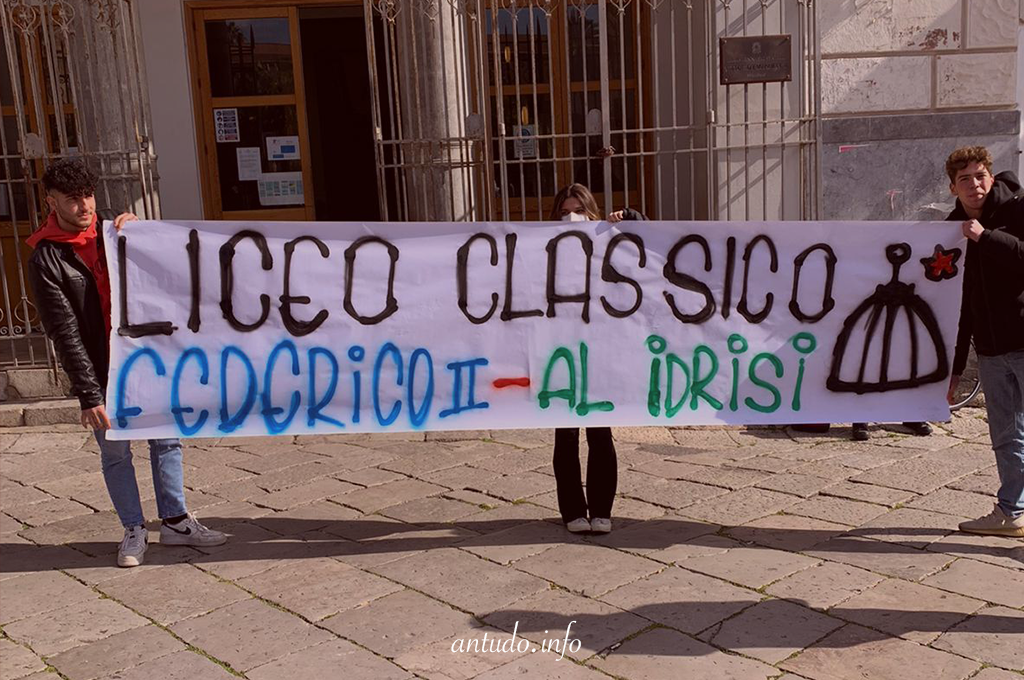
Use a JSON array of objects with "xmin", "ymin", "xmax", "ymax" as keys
[{"xmin": 562, "ymin": 212, "xmax": 589, "ymax": 223}]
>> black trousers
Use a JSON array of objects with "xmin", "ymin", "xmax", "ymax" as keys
[{"xmin": 552, "ymin": 427, "xmax": 617, "ymax": 523}]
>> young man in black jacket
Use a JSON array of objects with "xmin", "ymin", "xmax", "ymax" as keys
[
  {"xmin": 27, "ymin": 159, "xmax": 226, "ymax": 565},
  {"xmin": 945, "ymin": 146, "xmax": 1024, "ymax": 537}
]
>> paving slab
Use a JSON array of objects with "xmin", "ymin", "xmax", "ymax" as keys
[
  {"xmin": 679, "ymin": 545, "xmax": 820, "ymax": 589},
  {"xmin": 512, "ymin": 543, "xmax": 662, "ymax": 597},
  {"xmin": 819, "ymin": 480, "xmax": 918, "ymax": 507},
  {"xmin": 169, "ymin": 598, "xmax": 333, "ymax": 672},
  {"xmin": 588, "ymin": 516, "xmax": 719, "ymax": 557},
  {"xmin": 849, "ymin": 507, "xmax": 961, "ymax": 549},
  {"xmin": 333, "ymin": 478, "xmax": 446, "ymax": 513},
  {"xmin": 725, "ymin": 513, "xmax": 849, "ymax": 552},
  {"xmin": 457, "ymin": 519, "xmax": 577, "ymax": 565},
  {"xmin": 235, "ymin": 555, "xmax": 402, "ymax": 621},
  {"xmin": 599, "ymin": 566, "xmax": 761, "ymax": 634},
  {"xmin": 482, "ymin": 588, "xmax": 648, "ymax": 661},
  {"xmin": 805, "ymin": 536, "xmax": 955, "ymax": 581},
  {"xmin": 922, "ymin": 559, "xmax": 1024, "ymax": 608},
  {"xmin": 906, "ymin": 487, "xmax": 997, "ymax": 518},
  {"xmin": 765, "ymin": 561, "xmax": 885, "ymax": 611},
  {"xmin": 334, "ymin": 466, "xmax": 406, "ymax": 487},
  {"xmin": 0, "ymin": 638, "xmax": 45, "ymax": 680},
  {"xmin": 616, "ymin": 472, "xmax": 726, "ymax": 509},
  {"xmin": 830, "ymin": 578, "xmax": 984, "ymax": 644},
  {"xmin": 371, "ymin": 547, "xmax": 550, "ymax": 613},
  {"xmin": 676, "ymin": 487, "xmax": 800, "ymax": 526},
  {"xmin": 332, "ymin": 524, "xmax": 479, "ymax": 569},
  {"xmin": 4, "ymin": 497, "xmax": 94, "ymax": 526},
  {"xmin": 924, "ymin": 531, "xmax": 1024, "ymax": 572},
  {"xmin": 380, "ymin": 495, "xmax": 482, "ymax": 524},
  {"xmin": 248, "ymin": 639, "xmax": 414, "ymax": 680},
  {"xmin": 190, "ymin": 522, "xmax": 323, "ymax": 580},
  {"xmin": 393, "ymin": 626, "xmax": 528, "ymax": 680},
  {"xmin": 100, "ymin": 649, "xmax": 238, "ymax": 680},
  {"xmin": 946, "ymin": 469, "xmax": 1000, "ymax": 495},
  {"xmin": 592, "ymin": 626, "xmax": 778, "ymax": 680},
  {"xmin": 931, "ymin": 605, "xmax": 1024, "ymax": 671},
  {"xmin": 0, "ymin": 570, "xmax": 97, "ymax": 625},
  {"xmin": 2, "ymin": 597, "xmax": 149, "ymax": 657},
  {"xmin": 474, "ymin": 653, "xmax": 610, "ymax": 679},
  {"xmin": 781, "ymin": 623, "xmax": 981, "ymax": 680},
  {"xmin": 96, "ymin": 562, "xmax": 249, "ymax": 625},
  {"xmin": 643, "ymin": 533, "xmax": 743, "ymax": 564},
  {"xmin": 968, "ymin": 669, "xmax": 1024, "ymax": 680},
  {"xmin": 755, "ymin": 472, "xmax": 835, "ymax": 498},
  {"xmin": 321, "ymin": 589, "xmax": 479, "ymax": 658},
  {"xmin": 250, "ymin": 498, "xmax": 361, "ymax": 535},
  {"xmin": 705, "ymin": 598, "xmax": 844, "ymax": 664},
  {"xmin": 46, "ymin": 624, "xmax": 185, "ymax": 680},
  {"xmin": 475, "ymin": 471, "xmax": 556, "ymax": 501},
  {"xmin": 787, "ymin": 494, "xmax": 888, "ymax": 526},
  {"xmin": 850, "ymin": 455, "xmax": 988, "ymax": 494}
]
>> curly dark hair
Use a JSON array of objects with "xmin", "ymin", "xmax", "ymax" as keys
[
  {"xmin": 945, "ymin": 146, "xmax": 993, "ymax": 183},
  {"xmin": 42, "ymin": 158, "xmax": 98, "ymax": 198}
]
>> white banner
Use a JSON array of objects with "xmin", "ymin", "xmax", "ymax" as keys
[{"xmin": 104, "ymin": 220, "xmax": 965, "ymax": 440}]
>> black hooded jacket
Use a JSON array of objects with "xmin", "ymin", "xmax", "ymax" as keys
[{"xmin": 947, "ymin": 171, "xmax": 1024, "ymax": 374}]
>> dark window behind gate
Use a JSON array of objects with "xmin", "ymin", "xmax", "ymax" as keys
[{"xmin": 363, "ymin": 0, "xmax": 819, "ymax": 223}]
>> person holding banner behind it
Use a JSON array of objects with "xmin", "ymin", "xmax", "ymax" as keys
[
  {"xmin": 26, "ymin": 159, "xmax": 227, "ymax": 567},
  {"xmin": 944, "ymin": 146, "xmax": 1024, "ymax": 537},
  {"xmin": 548, "ymin": 183, "xmax": 646, "ymax": 534}
]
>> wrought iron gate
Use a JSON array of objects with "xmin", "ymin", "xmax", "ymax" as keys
[
  {"xmin": 363, "ymin": 0, "xmax": 818, "ymax": 223},
  {"xmin": 0, "ymin": 0, "xmax": 158, "ymax": 368}
]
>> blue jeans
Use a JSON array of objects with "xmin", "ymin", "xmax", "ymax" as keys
[
  {"xmin": 977, "ymin": 351, "xmax": 1024, "ymax": 518},
  {"xmin": 95, "ymin": 430, "xmax": 188, "ymax": 527}
]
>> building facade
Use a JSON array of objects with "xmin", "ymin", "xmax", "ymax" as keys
[{"xmin": 0, "ymin": 0, "xmax": 1020, "ymax": 366}]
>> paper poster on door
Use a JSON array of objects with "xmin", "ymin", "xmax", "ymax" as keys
[
  {"xmin": 257, "ymin": 171, "xmax": 304, "ymax": 206},
  {"xmin": 214, "ymin": 108, "xmax": 239, "ymax": 143},
  {"xmin": 236, "ymin": 147, "xmax": 261, "ymax": 181},
  {"xmin": 266, "ymin": 136, "xmax": 300, "ymax": 161}
]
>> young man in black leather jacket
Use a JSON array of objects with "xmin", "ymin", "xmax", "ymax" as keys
[{"xmin": 27, "ymin": 159, "xmax": 227, "ymax": 565}]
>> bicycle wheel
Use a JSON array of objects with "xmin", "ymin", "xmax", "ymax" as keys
[{"xmin": 950, "ymin": 344, "xmax": 982, "ymax": 411}]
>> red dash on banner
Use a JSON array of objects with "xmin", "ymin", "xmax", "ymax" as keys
[{"xmin": 493, "ymin": 377, "xmax": 531, "ymax": 388}]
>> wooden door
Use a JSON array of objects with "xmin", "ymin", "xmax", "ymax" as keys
[{"xmin": 188, "ymin": 6, "xmax": 316, "ymax": 220}]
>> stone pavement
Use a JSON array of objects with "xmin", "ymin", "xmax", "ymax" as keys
[{"xmin": 1, "ymin": 410, "xmax": 1022, "ymax": 680}]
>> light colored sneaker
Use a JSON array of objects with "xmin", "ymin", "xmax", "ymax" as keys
[
  {"xmin": 566, "ymin": 517, "xmax": 591, "ymax": 533},
  {"xmin": 160, "ymin": 512, "xmax": 228, "ymax": 547},
  {"xmin": 958, "ymin": 505, "xmax": 1024, "ymax": 537},
  {"xmin": 118, "ymin": 525, "xmax": 148, "ymax": 567},
  {"xmin": 590, "ymin": 518, "xmax": 612, "ymax": 534}
]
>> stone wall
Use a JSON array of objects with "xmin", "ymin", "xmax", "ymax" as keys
[{"xmin": 819, "ymin": 0, "xmax": 1021, "ymax": 220}]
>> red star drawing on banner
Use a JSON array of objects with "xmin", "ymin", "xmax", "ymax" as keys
[{"xmin": 919, "ymin": 244, "xmax": 961, "ymax": 282}]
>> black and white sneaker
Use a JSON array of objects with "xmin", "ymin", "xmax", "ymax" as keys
[{"xmin": 159, "ymin": 512, "xmax": 227, "ymax": 547}]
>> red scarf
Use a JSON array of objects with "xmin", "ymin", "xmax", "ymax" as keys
[{"xmin": 27, "ymin": 212, "xmax": 112, "ymax": 336}]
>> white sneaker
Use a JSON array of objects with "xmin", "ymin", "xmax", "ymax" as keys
[
  {"xmin": 118, "ymin": 525, "xmax": 148, "ymax": 567},
  {"xmin": 590, "ymin": 518, "xmax": 612, "ymax": 534},
  {"xmin": 958, "ymin": 505, "xmax": 1024, "ymax": 537},
  {"xmin": 159, "ymin": 512, "xmax": 228, "ymax": 547},
  {"xmin": 566, "ymin": 517, "xmax": 591, "ymax": 533}
]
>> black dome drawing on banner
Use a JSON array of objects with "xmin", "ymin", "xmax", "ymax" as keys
[{"xmin": 827, "ymin": 243, "xmax": 949, "ymax": 394}]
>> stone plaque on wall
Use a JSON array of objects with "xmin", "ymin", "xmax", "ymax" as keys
[{"xmin": 719, "ymin": 35, "xmax": 792, "ymax": 85}]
